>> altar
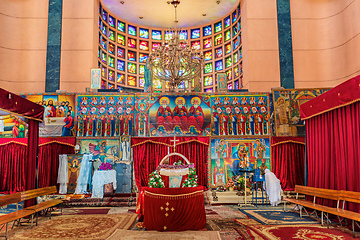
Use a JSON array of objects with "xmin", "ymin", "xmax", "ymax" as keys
[
  {"xmin": 91, "ymin": 170, "xmax": 117, "ymax": 198},
  {"xmin": 137, "ymin": 186, "xmax": 206, "ymax": 231}
]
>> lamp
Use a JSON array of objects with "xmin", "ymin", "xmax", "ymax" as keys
[
  {"xmin": 74, "ymin": 144, "xmax": 80, "ymax": 154},
  {"xmin": 148, "ymin": 0, "xmax": 204, "ymax": 92}
]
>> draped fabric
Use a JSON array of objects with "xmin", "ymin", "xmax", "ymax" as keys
[
  {"xmin": 271, "ymin": 137, "xmax": 305, "ymax": 191},
  {"xmin": 0, "ymin": 140, "xmax": 27, "ymax": 194},
  {"xmin": 0, "ymin": 88, "xmax": 44, "ymax": 121},
  {"xmin": 75, "ymin": 154, "xmax": 93, "ymax": 194},
  {"xmin": 57, "ymin": 154, "xmax": 69, "ymax": 194},
  {"xmin": 132, "ymin": 137, "xmax": 209, "ymax": 190},
  {"xmin": 306, "ymin": 101, "xmax": 360, "ymax": 212},
  {"xmin": 38, "ymin": 138, "xmax": 75, "ymax": 188},
  {"xmin": 141, "ymin": 186, "xmax": 206, "ymax": 231},
  {"xmin": 24, "ymin": 119, "xmax": 39, "ymax": 207}
]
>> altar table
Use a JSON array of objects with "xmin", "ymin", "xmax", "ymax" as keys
[
  {"xmin": 137, "ymin": 186, "xmax": 206, "ymax": 231},
  {"xmin": 91, "ymin": 170, "xmax": 117, "ymax": 198}
]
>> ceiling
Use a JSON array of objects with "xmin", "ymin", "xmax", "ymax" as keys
[{"xmin": 100, "ymin": 0, "xmax": 240, "ymax": 29}]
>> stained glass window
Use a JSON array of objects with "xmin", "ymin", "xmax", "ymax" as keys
[
  {"xmin": 128, "ymin": 62, "xmax": 136, "ymax": 74},
  {"xmin": 215, "ymin": 34, "xmax": 222, "ymax": 46},
  {"xmin": 204, "ymin": 50, "xmax": 212, "ymax": 61},
  {"xmin": 117, "ymin": 20, "xmax": 125, "ymax": 32},
  {"xmin": 139, "ymin": 40, "xmax": 149, "ymax": 51},
  {"xmin": 117, "ymin": 73, "xmax": 124, "ymax": 84},
  {"xmin": 215, "ymin": 60, "xmax": 223, "ymax": 71},
  {"xmin": 109, "ymin": 15, "xmax": 115, "ymax": 28},
  {"xmin": 128, "ymin": 25, "xmax": 137, "ymax": 36},
  {"xmin": 139, "ymin": 28, "xmax": 149, "ymax": 39},
  {"xmin": 214, "ymin": 21, "xmax": 222, "ymax": 33},
  {"xmin": 128, "ymin": 76, "xmax": 136, "ymax": 86},
  {"xmin": 117, "ymin": 34, "xmax": 125, "ymax": 46},
  {"xmin": 117, "ymin": 60, "xmax": 125, "ymax": 71},
  {"xmin": 203, "ymin": 25, "xmax": 212, "ymax": 36},
  {"xmin": 152, "ymin": 30, "xmax": 162, "ymax": 40},
  {"xmin": 191, "ymin": 29, "xmax": 200, "ymax": 39},
  {"xmin": 204, "ymin": 63, "xmax": 213, "ymax": 74}
]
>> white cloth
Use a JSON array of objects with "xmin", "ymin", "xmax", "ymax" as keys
[
  {"xmin": 121, "ymin": 140, "xmax": 130, "ymax": 161},
  {"xmin": 75, "ymin": 154, "xmax": 93, "ymax": 194},
  {"xmin": 91, "ymin": 170, "xmax": 117, "ymax": 198},
  {"xmin": 0, "ymin": 116, "xmax": 4, "ymax": 132},
  {"xmin": 57, "ymin": 154, "xmax": 69, "ymax": 194},
  {"xmin": 264, "ymin": 169, "xmax": 282, "ymax": 206}
]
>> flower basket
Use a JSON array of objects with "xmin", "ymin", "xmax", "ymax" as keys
[{"xmin": 148, "ymin": 153, "xmax": 198, "ymax": 188}]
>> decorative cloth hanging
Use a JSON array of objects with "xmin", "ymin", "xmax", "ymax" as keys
[
  {"xmin": 57, "ymin": 154, "xmax": 69, "ymax": 194},
  {"xmin": 75, "ymin": 154, "xmax": 93, "ymax": 194}
]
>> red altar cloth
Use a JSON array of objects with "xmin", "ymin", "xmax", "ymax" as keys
[{"xmin": 137, "ymin": 186, "xmax": 206, "ymax": 231}]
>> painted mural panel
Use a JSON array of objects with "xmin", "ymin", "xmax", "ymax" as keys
[
  {"xmin": 272, "ymin": 88, "xmax": 330, "ymax": 136},
  {"xmin": 79, "ymin": 138, "xmax": 120, "ymax": 171},
  {"xmin": 210, "ymin": 138, "xmax": 270, "ymax": 188},
  {"xmin": 134, "ymin": 95, "xmax": 150, "ymax": 137},
  {"xmin": 23, "ymin": 94, "xmax": 76, "ymax": 137},
  {"xmin": 76, "ymin": 95, "xmax": 134, "ymax": 137},
  {"xmin": 0, "ymin": 115, "xmax": 27, "ymax": 138},
  {"xmin": 67, "ymin": 154, "xmax": 82, "ymax": 193},
  {"xmin": 210, "ymin": 94, "xmax": 270, "ymax": 136},
  {"xmin": 148, "ymin": 95, "xmax": 211, "ymax": 136}
]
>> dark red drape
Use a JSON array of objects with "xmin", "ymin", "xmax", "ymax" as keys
[
  {"xmin": 306, "ymin": 101, "xmax": 360, "ymax": 212},
  {"xmin": 271, "ymin": 137, "xmax": 305, "ymax": 191},
  {"xmin": 132, "ymin": 137, "xmax": 209, "ymax": 190},
  {"xmin": 24, "ymin": 120, "xmax": 39, "ymax": 207},
  {"xmin": 0, "ymin": 140, "xmax": 28, "ymax": 194},
  {"xmin": 38, "ymin": 138, "xmax": 75, "ymax": 188}
]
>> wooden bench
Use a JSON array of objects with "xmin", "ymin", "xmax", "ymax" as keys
[
  {"xmin": 0, "ymin": 186, "xmax": 63, "ymax": 239},
  {"xmin": 284, "ymin": 185, "xmax": 360, "ymax": 237}
]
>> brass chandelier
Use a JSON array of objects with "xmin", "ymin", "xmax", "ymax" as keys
[{"xmin": 148, "ymin": 0, "xmax": 204, "ymax": 92}]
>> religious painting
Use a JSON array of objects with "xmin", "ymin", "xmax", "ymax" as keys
[
  {"xmin": 134, "ymin": 95, "xmax": 150, "ymax": 136},
  {"xmin": 79, "ymin": 138, "xmax": 120, "ymax": 171},
  {"xmin": 76, "ymin": 95, "xmax": 134, "ymax": 137},
  {"xmin": 148, "ymin": 95, "xmax": 211, "ymax": 136},
  {"xmin": 216, "ymin": 72, "xmax": 227, "ymax": 93},
  {"xmin": 24, "ymin": 93, "xmax": 76, "ymax": 137},
  {"xmin": 67, "ymin": 154, "xmax": 82, "ymax": 193},
  {"xmin": 210, "ymin": 94, "xmax": 271, "ymax": 136},
  {"xmin": 272, "ymin": 88, "xmax": 330, "ymax": 136},
  {"xmin": 118, "ymin": 135, "xmax": 131, "ymax": 163},
  {"xmin": 210, "ymin": 137, "xmax": 270, "ymax": 187},
  {"xmin": 91, "ymin": 68, "xmax": 101, "ymax": 89},
  {"xmin": 0, "ymin": 114, "xmax": 27, "ymax": 138}
]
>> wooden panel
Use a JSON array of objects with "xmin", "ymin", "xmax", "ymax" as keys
[
  {"xmin": 0, "ymin": 209, "xmax": 34, "ymax": 225},
  {"xmin": 25, "ymin": 199, "xmax": 63, "ymax": 212},
  {"xmin": 0, "ymin": 192, "xmax": 21, "ymax": 207},
  {"xmin": 339, "ymin": 190, "xmax": 360, "ymax": 204},
  {"xmin": 295, "ymin": 185, "xmax": 339, "ymax": 201},
  {"xmin": 20, "ymin": 186, "xmax": 57, "ymax": 202}
]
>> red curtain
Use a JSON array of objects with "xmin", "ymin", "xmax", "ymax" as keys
[
  {"xmin": 271, "ymin": 137, "xmax": 305, "ymax": 191},
  {"xmin": 0, "ymin": 140, "xmax": 28, "ymax": 194},
  {"xmin": 132, "ymin": 137, "xmax": 209, "ymax": 190},
  {"xmin": 306, "ymin": 101, "xmax": 360, "ymax": 212},
  {"xmin": 38, "ymin": 138, "xmax": 75, "ymax": 188},
  {"xmin": 24, "ymin": 120, "xmax": 39, "ymax": 207}
]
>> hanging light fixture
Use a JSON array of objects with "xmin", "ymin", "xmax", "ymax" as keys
[{"xmin": 148, "ymin": 0, "xmax": 204, "ymax": 92}]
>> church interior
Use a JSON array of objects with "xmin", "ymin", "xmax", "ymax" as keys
[{"xmin": 1, "ymin": 0, "xmax": 360, "ymax": 239}]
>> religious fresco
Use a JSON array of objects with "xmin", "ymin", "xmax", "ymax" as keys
[
  {"xmin": 134, "ymin": 95, "xmax": 150, "ymax": 137},
  {"xmin": 67, "ymin": 154, "xmax": 82, "ymax": 193},
  {"xmin": 148, "ymin": 95, "xmax": 212, "ymax": 136},
  {"xmin": 23, "ymin": 94, "xmax": 76, "ymax": 137},
  {"xmin": 210, "ymin": 137, "xmax": 270, "ymax": 187},
  {"xmin": 76, "ymin": 95, "xmax": 134, "ymax": 137},
  {"xmin": 0, "ymin": 115, "xmax": 27, "ymax": 138},
  {"xmin": 210, "ymin": 94, "xmax": 271, "ymax": 136},
  {"xmin": 79, "ymin": 138, "xmax": 120, "ymax": 171},
  {"xmin": 272, "ymin": 88, "xmax": 330, "ymax": 136}
]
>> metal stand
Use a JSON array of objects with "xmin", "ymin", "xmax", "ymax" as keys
[{"xmin": 239, "ymin": 170, "xmax": 253, "ymax": 207}]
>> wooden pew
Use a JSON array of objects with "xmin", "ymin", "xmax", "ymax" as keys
[
  {"xmin": 284, "ymin": 185, "xmax": 360, "ymax": 237},
  {"xmin": 0, "ymin": 186, "xmax": 62, "ymax": 240}
]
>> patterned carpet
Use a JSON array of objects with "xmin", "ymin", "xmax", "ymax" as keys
[
  {"xmin": 8, "ymin": 213, "xmax": 137, "ymax": 240},
  {"xmin": 107, "ymin": 229, "xmax": 221, "ymax": 240},
  {"xmin": 235, "ymin": 218, "xmax": 356, "ymax": 239},
  {"xmin": 239, "ymin": 209, "xmax": 318, "ymax": 225}
]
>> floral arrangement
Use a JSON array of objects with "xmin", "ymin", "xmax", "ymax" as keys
[
  {"xmin": 226, "ymin": 178, "xmax": 235, "ymax": 189},
  {"xmin": 216, "ymin": 185, "xmax": 227, "ymax": 192},
  {"xmin": 148, "ymin": 170, "xmax": 165, "ymax": 188},
  {"xmin": 182, "ymin": 165, "xmax": 198, "ymax": 188},
  {"xmin": 99, "ymin": 162, "xmax": 113, "ymax": 171}
]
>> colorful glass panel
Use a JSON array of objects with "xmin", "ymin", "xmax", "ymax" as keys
[
  {"xmin": 117, "ymin": 73, "xmax": 124, "ymax": 84},
  {"xmin": 139, "ymin": 53, "xmax": 149, "ymax": 63},
  {"xmin": 108, "ymin": 56, "xmax": 115, "ymax": 68},
  {"xmin": 127, "ymin": 76, "xmax": 136, "ymax": 86},
  {"xmin": 108, "ymin": 15, "xmax": 115, "ymax": 28},
  {"xmin": 139, "ymin": 28, "xmax": 149, "ymax": 39},
  {"xmin": 108, "ymin": 70, "xmax": 114, "ymax": 81},
  {"xmin": 117, "ymin": 47, "xmax": 124, "ymax": 58},
  {"xmin": 224, "ymin": 16, "xmax": 231, "ymax": 28},
  {"xmin": 108, "ymin": 29, "xmax": 115, "ymax": 41},
  {"xmin": 191, "ymin": 28, "xmax": 200, "ymax": 39},
  {"xmin": 139, "ymin": 65, "xmax": 145, "ymax": 75},
  {"xmin": 204, "ymin": 50, "xmax": 212, "ymax": 61},
  {"xmin": 117, "ymin": 34, "xmax": 125, "ymax": 46},
  {"xmin": 128, "ymin": 51, "xmax": 136, "ymax": 61},
  {"xmin": 203, "ymin": 38, "xmax": 212, "ymax": 49},
  {"xmin": 214, "ymin": 21, "xmax": 222, "ymax": 33},
  {"xmin": 215, "ymin": 47, "xmax": 223, "ymax": 58},
  {"xmin": 214, "ymin": 33, "xmax": 222, "ymax": 46},
  {"xmin": 117, "ymin": 20, "xmax": 125, "ymax": 32},
  {"xmin": 204, "ymin": 63, "xmax": 213, "ymax": 74},
  {"xmin": 139, "ymin": 40, "xmax": 149, "ymax": 51},
  {"xmin": 225, "ymin": 30, "xmax": 231, "ymax": 41},
  {"xmin": 204, "ymin": 75, "xmax": 213, "ymax": 86},
  {"xmin": 108, "ymin": 43, "xmax": 114, "ymax": 55},
  {"xmin": 117, "ymin": 60, "xmax": 125, "ymax": 71},
  {"xmin": 152, "ymin": 30, "xmax": 162, "ymax": 40},
  {"xmin": 128, "ymin": 62, "xmax": 136, "ymax": 74},
  {"xmin": 225, "ymin": 56, "xmax": 232, "ymax": 68},
  {"xmin": 215, "ymin": 60, "xmax": 223, "ymax": 71},
  {"xmin": 225, "ymin": 43, "xmax": 231, "ymax": 54},
  {"xmin": 128, "ymin": 25, "xmax": 136, "ymax": 36},
  {"xmin": 128, "ymin": 38, "xmax": 136, "ymax": 48},
  {"xmin": 203, "ymin": 25, "xmax": 212, "ymax": 36},
  {"xmin": 191, "ymin": 41, "xmax": 200, "ymax": 50}
]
